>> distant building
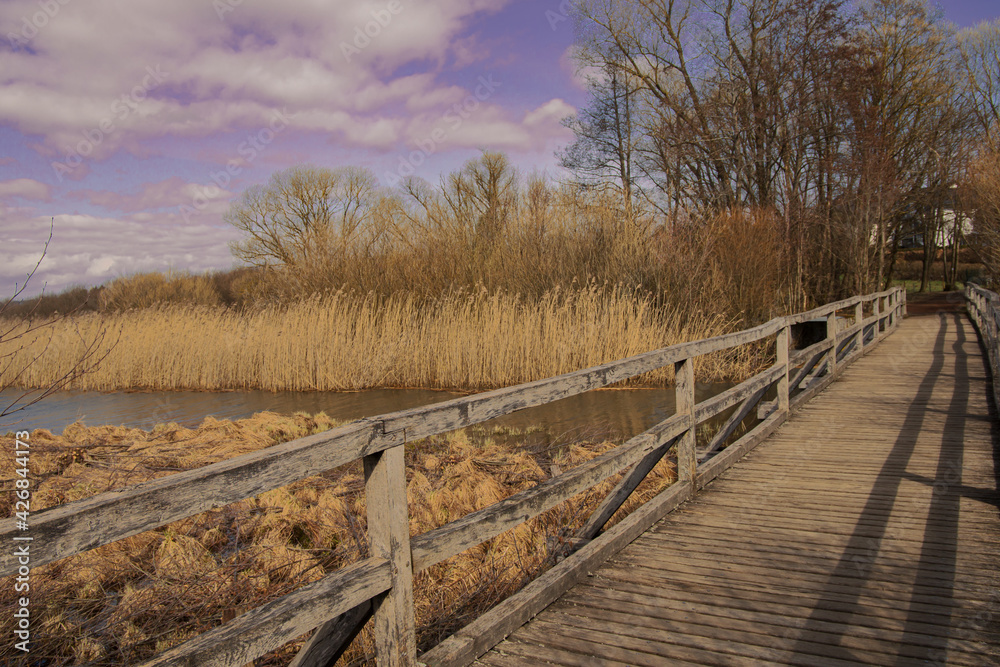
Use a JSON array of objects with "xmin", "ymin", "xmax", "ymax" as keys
[{"xmin": 893, "ymin": 185, "xmax": 973, "ymax": 249}]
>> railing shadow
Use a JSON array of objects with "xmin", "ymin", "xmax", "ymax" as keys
[
  {"xmin": 790, "ymin": 310, "xmax": 988, "ymax": 663},
  {"xmin": 895, "ymin": 312, "xmax": 966, "ymax": 664}
]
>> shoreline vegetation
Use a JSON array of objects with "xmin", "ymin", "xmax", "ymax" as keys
[
  {"xmin": 5, "ymin": 154, "xmax": 977, "ymax": 398},
  {"xmin": 2, "ymin": 174, "xmax": 793, "ymax": 398},
  {"xmin": 0, "ymin": 412, "xmax": 674, "ymax": 665},
  {"xmin": 1, "ymin": 285, "xmax": 767, "ymax": 394}
]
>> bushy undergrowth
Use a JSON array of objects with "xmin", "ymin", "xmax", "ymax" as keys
[
  {"xmin": 9, "ymin": 193, "xmax": 789, "ymax": 322},
  {"xmin": 2, "ymin": 286, "xmax": 101, "ymax": 319}
]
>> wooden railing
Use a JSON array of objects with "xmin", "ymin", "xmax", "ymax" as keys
[
  {"xmin": 0, "ymin": 287, "xmax": 905, "ymax": 667},
  {"xmin": 966, "ymin": 284, "xmax": 1000, "ymax": 413}
]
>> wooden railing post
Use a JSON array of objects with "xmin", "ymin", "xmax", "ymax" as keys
[
  {"xmin": 989, "ymin": 294, "xmax": 999, "ymax": 364},
  {"xmin": 874, "ymin": 296, "xmax": 882, "ymax": 343},
  {"xmin": 675, "ymin": 357, "xmax": 696, "ymax": 485},
  {"xmin": 855, "ymin": 300, "xmax": 865, "ymax": 351},
  {"xmin": 777, "ymin": 324, "xmax": 790, "ymax": 415},
  {"xmin": 364, "ymin": 445, "xmax": 416, "ymax": 666},
  {"xmin": 826, "ymin": 311, "xmax": 838, "ymax": 376}
]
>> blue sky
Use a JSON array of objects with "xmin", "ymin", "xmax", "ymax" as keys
[{"xmin": 0, "ymin": 0, "xmax": 996, "ymax": 297}]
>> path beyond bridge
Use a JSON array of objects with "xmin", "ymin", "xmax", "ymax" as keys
[{"xmin": 475, "ymin": 297, "xmax": 1000, "ymax": 666}]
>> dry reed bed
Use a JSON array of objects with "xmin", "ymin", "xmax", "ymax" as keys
[
  {"xmin": 0, "ymin": 412, "xmax": 675, "ymax": 666},
  {"xmin": 2, "ymin": 287, "xmax": 761, "ymax": 393}
]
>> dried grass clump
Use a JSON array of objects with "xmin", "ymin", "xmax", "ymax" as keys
[{"xmin": 0, "ymin": 413, "xmax": 675, "ymax": 666}]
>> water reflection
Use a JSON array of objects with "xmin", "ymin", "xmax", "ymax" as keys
[{"xmin": 0, "ymin": 383, "xmax": 733, "ymax": 441}]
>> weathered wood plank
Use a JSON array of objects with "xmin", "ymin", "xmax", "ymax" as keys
[
  {"xmin": 418, "ymin": 480, "xmax": 692, "ymax": 667},
  {"xmin": 826, "ymin": 311, "xmax": 838, "ymax": 377},
  {"xmin": 288, "ymin": 601, "xmax": 371, "ymax": 667},
  {"xmin": 674, "ymin": 358, "xmax": 696, "ymax": 484},
  {"xmin": 365, "ymin": 447, "xmax": 416, "ymax": 665},
  {"xmin": 563, "ymin": 584, "xmax": 959, "ymax": 650},
  {"xmin": 789, "ymin": 337, "xmax": 832, "ymax": 369},
  {"xmin": 547, "ymin": 598, "xmax": 976, "ymax": 666},
  {"xmin": 576, "ymin": 436, "xmax": 677, "ymax": 540},
  {"xmin": 696, "ymin": 411, "xmax": 785, "ymax": 490},
  {"xmin": 855, "ymin": 301, "xmax": 865, "ymax": 351},
  {"xmin": 699, "ymin": 386, "xmax": 767, "ymax": 461},
  {"xmin": 0, "ymin": 420, "xmax": 383, "ymax": 577},
  {"xmin": 783, "ymin": 288, "xmax": 898, "ymax": 327},
  {"xmin": 482, "ymin": 639, "xmax": 634, "ymax": 667},
  {"xmin": 381, "ymin": 319, "xmax": 783, "ymax": 442},
  {"xmin": 870, "ymin": 296, "xmax": 880, "ymax": 345},
  {"xmin": 776, "ymin": 325, "xmax": 789, "ymax": 415},
  {"xmin": 785, "ymin": 295, "xmax": 862, "ymax": 325},
  {"xmin": 410, "ymin": 415, "xmax": 687, "ymax": 572},
  {"xmin": 966, "ymin": 285, "xmax": 1000, "ymax": 415},
  {"xmin": 692, "ymin": 364, "xmax": 784, "ymax": 424},
  {"xmin": 136, "ymin": 557, "xmax": 391, "ymax": 667},
  {"xmin": 789, "ymin": 351, "xmax": 827, "ymax": 392},
  {"xmin": 790, "ymin": 371, "xmax": 836, "ymax": 409},
  {"xmin": 570, "ymin": 580, "xmax": 993, "ymax": 661}
]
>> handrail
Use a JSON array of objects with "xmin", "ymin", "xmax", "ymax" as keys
[
  {"xmin": 0, "ymin": 287, "xmax": 906, "ymax": 667},
  {"xmin": 966, "ymin": 284, "xmax": 1000, "ymax": 414}
]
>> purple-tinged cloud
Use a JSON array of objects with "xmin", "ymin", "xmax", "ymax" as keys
[{"xmin": 0, "ymin": 178, "xmax": 51, "ymax": 201}]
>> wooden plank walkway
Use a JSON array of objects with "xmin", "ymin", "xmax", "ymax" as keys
[{"xmin": 477, "ymin": 310, "xmax": 1000, "ymax": 666}]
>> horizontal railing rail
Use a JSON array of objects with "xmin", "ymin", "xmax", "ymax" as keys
[{"xmin": 0, "ymin": 287, "xmax": 905, "ymax": 667}]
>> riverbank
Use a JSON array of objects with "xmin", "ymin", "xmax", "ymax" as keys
[
  {"xmin": 0, "ymin": 411, "xmax": 674, "ymax": 665},
  {"xmin": 2, "ymin": 287, "xmax": 764, "ymax": 393}
]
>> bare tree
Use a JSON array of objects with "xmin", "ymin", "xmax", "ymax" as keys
[
  {"xmin": 441, "ymin": 151, "xmax": 520, "ymax": 255},
  {"xmin": 226, "ymin": 165, "xmax": 394, "ymax": 295},
  {"xmin": 559, "ymin": 60, "xmax": 641, "ymax": 214},
  {"xmin": 964, "ymin": 151, "xmax": 1000, "ymax": 284},
  {"xmin": 567, "ymin": 0, "xmax": 971, "ymax": 301},
  {"xmin": 1, "ymin": 221, "xmax": 114, "ymax": 420},
  {"xmin": 957, "ymin": 21, "xmax": 1000, "ymax": 286},
  {"xmin": 959, "ymin": 20, "xmax": 1000, "ymax": 149}
]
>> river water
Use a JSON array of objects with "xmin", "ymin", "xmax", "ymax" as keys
[{"xmin": 0, "ymin": 383, "xmax": 734, "ymax": 441}]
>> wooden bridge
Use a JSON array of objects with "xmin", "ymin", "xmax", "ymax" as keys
[
  {"xmin": 3, "ymin": 285, "xmax": 999, "ymax": 666},
  {"xmin": 468, "ymin": 291, "xmax": 1000, "ymax": 667}
]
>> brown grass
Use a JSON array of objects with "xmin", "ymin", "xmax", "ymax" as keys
[
  {"xmin": 2, "ymin": 285, "xmax": 763, "ymax": 393},
  {"xmin": 0, "ymin": 412, "xmax": 675, "ymax": 666}
]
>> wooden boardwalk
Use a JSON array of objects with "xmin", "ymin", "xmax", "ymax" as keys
[{"xmin": 478, "ymin": 310, "xmax": 1000, "ymax": 666}]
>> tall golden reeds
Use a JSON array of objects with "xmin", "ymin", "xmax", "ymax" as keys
[{"xmin": 2, "ymin": 285, "xmax": 758, "ymax": 393}]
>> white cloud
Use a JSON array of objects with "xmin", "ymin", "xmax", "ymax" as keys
[
  {"xmin": 0, "ymin": 211, "xmax": 239, "ymax": 297},
  {"xmin": 0, "ymin": 0, "xmax": 515, "ymax": 161},
  {"xmin": 524, "ymin": 99, "xmax": 576, "ymax": 128},
  {"xmin": 451, "ymin": 33, "xmax": 490, "ymax": 69},
  {"xmin": 0, "ymin": 178, "xmax": 51, "ymax": 201},
  {"xmin": 559, "ymin": 45, "xmax": 601, "ymax": 91},
  {"xmin": 67, "ymin": 178, "xmax": 234, "ymax": 214},
  {"xmin": 399, "ymin": 98, "xmax": 576, "ymax": 153}
]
